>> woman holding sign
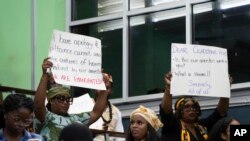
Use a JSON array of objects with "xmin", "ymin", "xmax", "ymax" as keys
[
  {"xmin": 160, "ymin": 72, "xmax": 230, "ymax": 141},
  {"xmin": 34, "ymin": 58, "xmax": 109, "ymax": 141}
]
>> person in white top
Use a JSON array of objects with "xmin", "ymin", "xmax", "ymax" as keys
[{"xmin": 90, "ymin": 73, "xmax": 125, "ymax": 141}]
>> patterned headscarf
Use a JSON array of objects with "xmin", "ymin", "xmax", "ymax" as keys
[
  {"xmin": 130, "ymin": 105, "xmax": 163, "ymax": 131},
  {"xmin": 47, "ymin": 86, "xmax": 70, "ymax": 101}
]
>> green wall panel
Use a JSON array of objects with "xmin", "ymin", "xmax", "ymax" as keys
[
  {"xmin": 0, "ymin": 0, "xmax": 32, "ymax": 89},
  {"xmin": 0, "ymin": 0, "xmax": 66, "ymax": 91},
  {"xmin": 35, "ymin": 0, "xmax": 66, "ymax": 88}
]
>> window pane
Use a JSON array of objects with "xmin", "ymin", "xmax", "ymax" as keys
[
  {"xmin": 72, "ymin": 0, "xmax": 123, "ymax": 20},
  {"xmin": 193, "ymin": 0, "xmax": 250, "ymax": 83},
  {"xmin": 129, "ymin": 8, "xmax": 186, "ymax": 97},
  {"xmin": 70, "ymin": 19, "xmax": 123, "ymax": 98},
  {"xmin": 130, "ymin": 0, "xmax": 181, "ymax": 10}
]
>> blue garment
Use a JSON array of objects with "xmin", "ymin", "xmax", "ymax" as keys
[{"xmin": 0, "ymin": 128, "xmax": 44, "ymax": 141}]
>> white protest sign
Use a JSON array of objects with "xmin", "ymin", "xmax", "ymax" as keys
[
  {"xmin": 48, "ymin": 30, "xmax": 106, "ymax": 90},
  {"xmin": 171, "ymin": 43, "xmax": 230, "ymax": 98},
  {"xmin": 68, "ymin": 93, "xmax": 94, "ymax": 114}
]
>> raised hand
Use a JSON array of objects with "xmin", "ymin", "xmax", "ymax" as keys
[
  {"xmin": 165, "ymin": 71, "xmax": 172, "ymax": 91},
  {"xmin": 42, "ymin": 57, "xmax": 53, "ymax": 75}
]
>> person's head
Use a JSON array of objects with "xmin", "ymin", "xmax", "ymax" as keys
[
  {"xmin": 3, "ymin": 94, "xmax": 34, "ymax": 135},
  {"xmin": 59, "ymin": 123, "xmax": 93, "ymax": 141},
  {"xmin": 174, "ymin": 96, "xmax": 201, "ymax": 123},
  {"xmin": 209, "ymin": 117, "xmax": 240, "ymax": 141},
  {"xmin": 127, "ymin": 105, "xmax": 163, "ymax": 141},
  {"xmin": 46, "ymin": 86, "xmax": 73, "ymax": 116}
]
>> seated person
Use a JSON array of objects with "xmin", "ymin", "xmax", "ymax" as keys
[
  {"xmin": 59, "ymin": 123, "xmax": 93, "ymax": 141},
  {"xmin": 0, "ymin": 94, "xmax": 44, "ymax": 141},
  {"xmin": 126, "ymin": 105, "xmax": 163, "ymax": 141},
  {"xmin": 208, "ymin": 117, "xmax": 240, "ymax": 141}
]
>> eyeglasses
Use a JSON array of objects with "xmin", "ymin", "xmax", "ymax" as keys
[
  {"xmin": 54, "ymin": 95, "xmax": 73, "ymax": 105},
  {"xmin": 8, "ymin": 113, "xmax": 33, "ymax": 127},
  {"xmin": 183, "ymin": 104, "xmax": 199, "ymax": 112}
]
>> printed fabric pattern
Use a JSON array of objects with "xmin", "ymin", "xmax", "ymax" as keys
[{"xmin": 36, "ymin": 109, "xmax": 90, "ymax": 141}]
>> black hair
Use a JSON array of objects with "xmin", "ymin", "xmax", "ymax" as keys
[
  {"xmin": 46, "ymin": 103, "xmax": 52, "ymax": 111},
  {"xmin": 3, "ymin": 94, "xmax": 34, "ymax": 113},
  {"xmin": 0, "ymin": 102, "xmax": 4, "ymax": 129},
  {"xmin": 1, "ymin": 94, "xmax": 34, "ymax": 128},
  {"xmin": 59, "ymin": 123, "xmax": 93, "ymax": 141},
  {"xmin": 174, "ymin": 96, "xmax": 201, "ymax": 120},
  {"xmin": 126, "ymin": 123, "xmax": 161, "ymax": 141},
  {"xmin": 208, "ymin": 117, "xmax": 239, "ymax": 141}
]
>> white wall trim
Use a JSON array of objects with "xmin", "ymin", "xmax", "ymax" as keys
[{"xmin": 116, "ymin": 88, "xmax": 250, "ymax": 118}]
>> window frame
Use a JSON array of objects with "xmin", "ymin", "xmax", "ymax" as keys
[{"xmin": 66, "ymin": 0, "xmax": 250, "ymax": 104}]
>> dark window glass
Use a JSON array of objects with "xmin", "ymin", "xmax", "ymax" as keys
[
  {"xmin": 202, "ymin": 105, "xmax": 250, "ymax": 124},
  {"xmin": 70, "ymin": 19, "xmax": 123, "ymax": 98},
  {"xmin": 130, "ymin": 0, "xmax": 181, "ymax": 10},
  {"xmin": 129, "ymin": 8, "xmax": 186, "ymax": 97},
  {"xmin": 72, "ymin": 0, "xmax": 123, "ymax": 20},
  {"xmin": 193, "ymin": 1, "xmax": 250, "ymax": 83}
]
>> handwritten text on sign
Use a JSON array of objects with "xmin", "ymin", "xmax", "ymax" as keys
[
  {"xmin": 48, "ymin": 30, "xmax": 106, "ymax": 90},
  {"xmin": 171, "ymin": 43, "xmax": 230, "ymax": 98}
]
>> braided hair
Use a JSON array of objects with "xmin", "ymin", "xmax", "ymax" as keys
[
  {"xmin": 3, "ymin": 93, "xmax": 34, "ymax": 113},
  {"xmin": 1, "ymin": 94, "xmax": 34, "ymax": 128}
]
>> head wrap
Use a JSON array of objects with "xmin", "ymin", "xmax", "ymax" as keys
[
  {"xmin": 103, "ymin": 73, "xmax": 113, "ymax": 83},
  {"xmin": 174, "ymin": 96, "xmax": 201, "ymax": 119},
  {"xmin": 175, "ymin": 96, "xmax": 200, "ymax": 110},
  {"xmin": 175, "ymin": 97, "xmax": 186, "ymax": 110},
  {"xmin": 47, "ymin": 86, "xmax": 70, "ymax": 101},
  {"xmin": 130, "ymin": 105, "xmax": 163, "ymax": 131}
]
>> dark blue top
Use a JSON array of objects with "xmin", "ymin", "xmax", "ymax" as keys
[{"xmin": 0, "ymin": 128, "xmax": 44, "ymax": 141}]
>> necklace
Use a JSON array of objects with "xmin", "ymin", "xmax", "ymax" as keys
[{"xmin": 101, "ymin": 100, "xmax": 112, "ymax": 124}]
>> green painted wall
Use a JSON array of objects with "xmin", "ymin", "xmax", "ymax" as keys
[
  {"xmin": 35, "ymin": 0, "xmax": 66, "ymax": 88},
  {"xmin": 0, "ymin": 0, "xmax": 66, "ymax": 91},
  {"xmin": 0, "ymin": 0, "xmax": 32, "ymax": 89}
]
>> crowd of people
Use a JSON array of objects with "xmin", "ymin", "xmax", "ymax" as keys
[{"xmin": 0, "ymin": 58, "xmax": 239, "ymax": 141}]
